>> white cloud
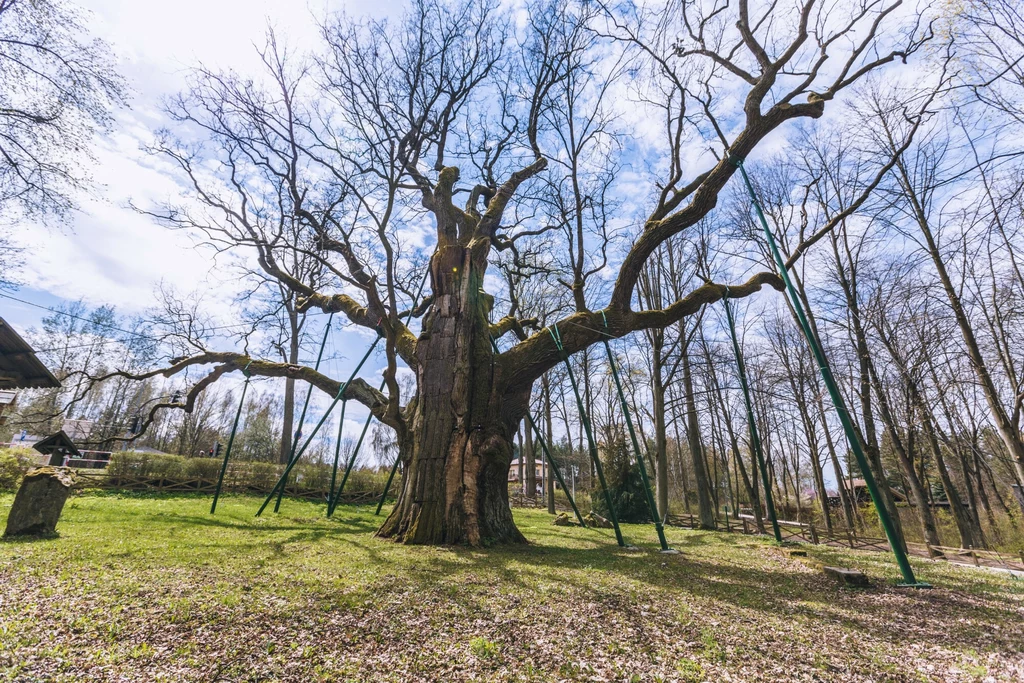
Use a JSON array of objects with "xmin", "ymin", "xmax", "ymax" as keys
[
  {"xmin": 90, "ymin": 0, "xmax": 330, "ymax": 78},
  {"xmin": 15, "ymin": 130, "xmax": 230, "ymax": 313}
]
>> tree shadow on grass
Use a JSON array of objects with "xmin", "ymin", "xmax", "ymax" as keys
[
  {"xmin": 51, "ymin": 495, "xmax": 1024, "ymax": 658},
  {"xmin": 125, "ymin": 519, "xmax": 383, "ymax": 564},
  {"xmin": 0, "ymin": 531, "xmax": 61, "ymax": 544},
  {"xmin": 394, "ymin": 524, "xmax": 1024, "ymax": 657},
  {"xmin": 130, "ymin": 507, "xmax": 381, "ymax": 535}
]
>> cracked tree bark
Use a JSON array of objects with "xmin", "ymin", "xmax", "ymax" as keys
[{"xmin": 375, "ymin": 238, "xmax": 527, "ymax": 545}]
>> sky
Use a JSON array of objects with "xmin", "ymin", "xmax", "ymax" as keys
[
  {"xmin": 0, "ymin": 0, "xmax": 929, "ymax": 474},
  {"xmin": 2, "ymin": 0, "xmax": 851, "ymax": 336},
  {"xmin": 2, "ymin": 0, "xmax": 795, "ymax": 335}
]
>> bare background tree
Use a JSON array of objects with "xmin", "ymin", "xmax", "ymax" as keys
[{"xmin": 0, "ymin": 0, "xmax": 126, "ymax": 286}]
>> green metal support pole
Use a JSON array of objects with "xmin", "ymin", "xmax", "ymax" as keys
[
  {"xmin": 525, "ymin": 412, "xmax": 587, "ymax": 527},
  {"xmin": 485, "ymin": 336, "xmax": 586, "ymax": 526},
  {"xmin": 325, "ymin": 399, "xmax": 349, "ymax": 513},
  {"xmin": 599, "ymin": 313, "xmax": 670, "ymax": 550},
  {"xmin": 257, "ymin": 335, "xmax": 381, "ymax": 517},
  {"xmin": 328, "ymin": 400, "xmax": 375, "ymax": 516},
  {"xmin": 549, "ymin": 324, "xmax": 626, "ymax": 547},
  {"xmin": 733, "ymin": 157, "xmax": 926, "ymax": 586},
  {"xmin": 275, "ymin": 313, "xmax": 334, "ymax": 511},
  {"xmin": 210, "ymin": 363, "xmax": 252, "ymax": 514},
  {"xmin": 722, "ymin": 295, "xmax": 782, "ymax": 543}
]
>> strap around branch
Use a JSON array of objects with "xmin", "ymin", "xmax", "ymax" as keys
[{"xmin": 547, "ymin": 324, "xmax": 568, "ymax": 360}]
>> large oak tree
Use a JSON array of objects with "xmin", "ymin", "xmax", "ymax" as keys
[{"xmin": 123, "ymin": 0, "xmax": 930, "ymax": 544}]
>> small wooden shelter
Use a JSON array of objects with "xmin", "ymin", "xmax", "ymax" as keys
[{"xmin": 32, "ymin": 430, "xmax": 81, "ymax": 467}]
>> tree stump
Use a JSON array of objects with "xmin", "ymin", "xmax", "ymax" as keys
[
  {"xmin": 583, "ymin": 512, "xmax": 613, "ymax": 529},
  {"xmin": 551, "ymin": 512, "xmax": 575, "ymax": 527},
  {"xmin": 4, "ymin": 467, "xmax": 76, "ymax": 537}
]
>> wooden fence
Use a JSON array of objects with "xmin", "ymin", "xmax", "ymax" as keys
[
  {"xmin": 508, "ymin": 491, "xmax": 572, "ymax": 512},
  {"xmin": 59, "ymin": 471, "xmax": 1024, "ymax": 572},
  {"xmin": 70, "ymin": 469, "xmax": 387, "ymax": 506},
  {"xmin": 661, "ymin": 511, "xmax": 1024, "ymax": 573}
]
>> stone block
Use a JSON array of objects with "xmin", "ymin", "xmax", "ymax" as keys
[
  {"xmin": 552, "ymin": 512, "xmax": 574, "ymax": 526},
  {"xmin": 4, "ymin": 467, "xmax": 76, "ymax": 537},
  {"xmin": 823, "ymin": 566, "xmax": 870, "ymax": 587},
  {"xmin": 583, "ymin": 512, "xmax": 613, "ymax": 529}
]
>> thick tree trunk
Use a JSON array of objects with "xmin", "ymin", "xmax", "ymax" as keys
[{"xmin": 376, "ymin": 244, "xmax": 526, "ymax": 546}]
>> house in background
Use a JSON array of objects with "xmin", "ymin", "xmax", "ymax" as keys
[
  {"xmin": 508, "ymin": 457, "xmax": 549, "ymax": 484},
  {"xmin": 61, "ymin": 419, "xmax": 96, "ymax": 442},
  {"xmin": 825, "ymin": 479, "xmax": 909, "ymax": 508},
  {"xmin": 508, "ymin": 457, "xmax": 567, "ymax": 495}
]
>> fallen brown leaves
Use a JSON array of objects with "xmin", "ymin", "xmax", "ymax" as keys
[{"xmin": 0, "ymin": 493, "xmax": 1021, "ymax": 682}]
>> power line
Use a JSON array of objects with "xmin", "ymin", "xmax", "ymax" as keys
[
  {"xmin": 1, "ymin": 292, "xmax": 160, "ymax": 340},
  {"xmin": 1, "ymin": 291, "xmax": 287, "ymax": 346},
  {"xmin": 32, "ymin": 337, "xmax": 122, "ymax": 355}
]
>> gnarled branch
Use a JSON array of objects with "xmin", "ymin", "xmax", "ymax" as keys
[{"xmin": 501, "ymin": 271, "xmax": 784, "ymax": 390}]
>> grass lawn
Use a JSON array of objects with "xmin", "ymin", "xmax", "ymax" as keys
[{"xmin": 0, "ymin": 492, "xmax": 1021, "ymax": 682}]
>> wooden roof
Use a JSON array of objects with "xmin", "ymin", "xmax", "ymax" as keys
[
  {"xmin": 32, "ymin": 430, "xmax": 81, "ymax": 457},
  {"xmin": 0, "ymin": 317, "xmax": 60, "ymax": 389}
]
